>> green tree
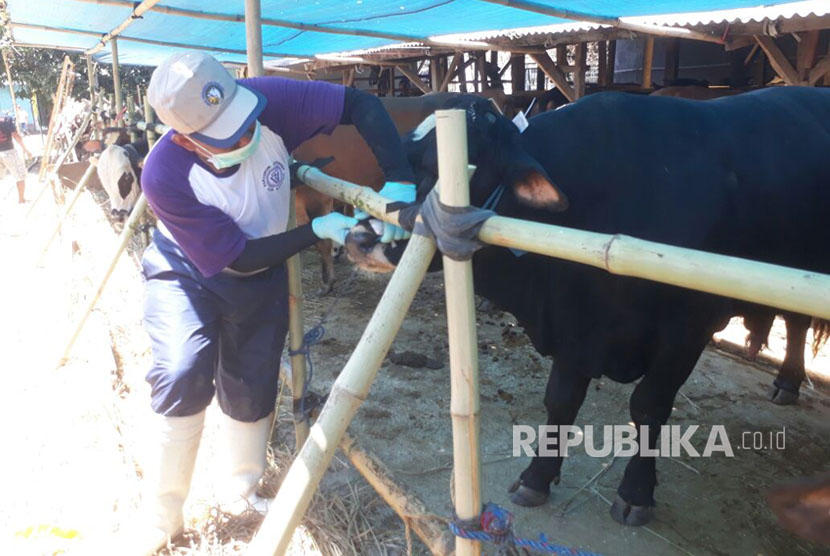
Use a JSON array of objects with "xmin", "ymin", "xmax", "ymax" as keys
[{"xmin": 0, "ymin": 46, "xmax": 152, "ymax": 126}]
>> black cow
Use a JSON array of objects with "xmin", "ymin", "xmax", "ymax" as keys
[{"xmin": 345, "ymin": 89, "xmax": 830, "ymax": 525}]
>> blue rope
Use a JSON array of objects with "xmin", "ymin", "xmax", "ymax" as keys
[
  {"xmin": 288, "ymin": 324, "xmax": 326, "ymax": 423},
  {"xmin": 450, "ymin": 503, "xmax": 603, "ymax": 556}
]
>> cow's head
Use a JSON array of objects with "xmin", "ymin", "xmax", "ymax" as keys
[{"xmin": 345, "ymin": 96, "xmax": 567, "ymax": 272}]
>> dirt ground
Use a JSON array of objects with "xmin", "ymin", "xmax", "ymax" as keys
[{"xmin": 2, "ymin": 139, "xmax": 829, "ymax": 555}]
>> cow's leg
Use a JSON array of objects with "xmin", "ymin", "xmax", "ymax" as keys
[
  {"xmin": 612, "ymin": 336, "xmax": 708, "ymax": 526},
  {"xmin": 315, "ymin": 238, "xmax": 335, "ymax": 295},
  {"xmin": 770, "ymin": 313, "xmax": 810, "ymax": 405},
  {"xmin": 510, "ymin": 363, "xmax": 591, "ymax": 507}
]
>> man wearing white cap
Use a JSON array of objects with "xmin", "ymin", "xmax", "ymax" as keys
[{"xmin": 136, "ymin": 51, "xmax": 416, "ymax": 553}]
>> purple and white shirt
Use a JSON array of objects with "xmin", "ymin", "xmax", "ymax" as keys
[{"xmin": 141, "ymin": 77, "xmax": 344, "ymax": 277}]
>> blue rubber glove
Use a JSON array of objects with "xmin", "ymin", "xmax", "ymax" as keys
[
  {"xmin": 311, "ymin": 213, "xmax": 359, "ymax": 246},
  {"xmin": 354, "ymin": 181, "xmax": 416, "ymax": 243}
]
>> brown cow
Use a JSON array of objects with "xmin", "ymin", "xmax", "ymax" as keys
[{"xmin": 292, "ymin": 92, "xmax": 465, "ymax": 294}]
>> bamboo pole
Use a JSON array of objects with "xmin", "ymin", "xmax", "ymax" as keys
[
  {"xmin": 245, "ymin": 0, "xmax": 265, "ymax": 77},
  {"xmin": 59, "ymin": 194, "xmax": 148, "ymax": 366},
  {"xmin": 37, "ymin": 157, "xmax": 98, "ymax": 264},
  {"xmin": 248, "ymin": 234, "xmax": 437, "ymax": 556},
  {"xmin": 10, "ymin": 22, "xmax": 302, "ymax": 59},
  {"xmin": 37, "ymin": 56, "xmax": 73, "ymax": 183},
  {"xmin": 286, "ymin": 189, "xmax": 310, "ymax": 450},
  {"xmin": 475, "ymin": 219, "xmax": 830, "ymax": 320},
  {"xmin": 111, "ymin": 38, "xmax": 122, "ymax": 116},
  {"xmin": 86, "ymin": 56, "xmax": 99, "ymax": 140},
  {"xmin": 84, "ymin": 0, "xmax": 164, "ymax": 55},
  {"xmin": 435, "ymin": 109, "xmax": 482, "ymax": 556},
  {"xmin": 142, "ymin": 95, "xmax": 160, "ymax": 148},
  {"xmin": 27, "ymin": 108, "xmax": 92, "ymax": 219},
  {"xmin": 296, "ymin": 168, "xmax": 830, "ymax": 323},
  {"xmin": 126, "ymin": 94, "xmax": 137, "ymax": 142},
  {"xmin": 2, "ymin": 49, "xmax": 21, "ymax": 134},
  {"xmin": 341, "ymin": 432, "xmax": 455, "ymax": 556}
]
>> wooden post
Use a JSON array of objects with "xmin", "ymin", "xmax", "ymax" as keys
[
  {"xmin": 245, "ymin": 0, "xmax": 265, "ymax": 77},
  {"xmin": 476, "ymin": 51, "xmax": 487, "ymax": 91},
  {"xmin": 642, "ymin": 37, "xmax": 655, "ymax": 89},
  {"xmin": 755, "ymin": 36, "xmax": 799, "ymax": 86},
  {"xmin": 440, "ymin": 53, "xmax": 462, "ymax": 92},
  {"xmin": 607, "ymin": 40, "xmax": 617, "ymax": 85},
  {"xmin": 510, "ymin": 53, "xmax": 525, "ymax": 92},
  {"xmin": 436, "ymin": 109, "xmax": 482, "ymax": 556},
  {"xmin": 459, "ymin": 54, "xmax": 468, "ymax": 93},
  {"xmin": 111, "ymin": 37, "xmax": 122, "ymax": 116},
  {"xmin": 430, "ymin": 56, "xmax": 443, "ymax": 92},
  {"xmin": 556, "ymin": 44, "xmax": 568, "ymax": 69},
  {"xmin": 248, "ymin": 234, "xmax": 437, "ymax": 556},
  {"xmin": 574, "ymin": 43, "xmax": 586, "ymax": 99},
  {"xmin": 2, "ymin": 49, "xmax": 21, "ymax": 134},
  {"xmin": 664, "ymin": 38, "xmax": 680, "ymax": 85},
  {"xmin": 796, "ymin": 30, "xmax": 820, "ymax": 83}
]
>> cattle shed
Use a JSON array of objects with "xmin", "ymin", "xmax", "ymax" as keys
[{"xmin": 3, "ymin": 1, "xmax": 830, "ymax": 556}]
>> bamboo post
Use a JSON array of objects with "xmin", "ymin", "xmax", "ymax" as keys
[
  {"xmin": 436, "ymin": 109, "xmax": 482, "ymax": 556},
  {"xmin": 38, "ymin": 56, "xmax": 73, "ymax": 183},
  {"xmin": 86, "ymin": 56, "xmax": 99, "ymax": 140},
  {"xmin": 248, "ymin": 234, "xmax": 437, "ymax": 556},
  {"xmin": 126, "ymin": 94, "xmax": 138, "ymax": 142},
  {"xmin": 111, "ymin": 37, "xmax": 123, "ymax": 116},
  {"xmin": 245, "ymin": 0, "xmax": 265, "ymax": 77},
  {"xmin": 37, "ymin": 157, "xmax": 98, "ymax": 264},
  {"xmin": 574, "ymin": 43, "xmax": 587, "ymax": 99},
  {"xmin": 2, "ymin": 49, "xmax": 21, "ymax": 134},
  {"xmin": 142, "ymin": 95, "xmax": 160, "ymax": 148},
  {"xmin": 286, "ymin": 189, "xmax": 310, "ymax": 449},
  {"xmin": 245, "ymin": 0, "xmax": 308, "ymax": 449},
  {"xmin": 26, "ymin": 108, "xmax": 93, "ymax": 219},
  {"xmin": 59, "ymin": 194, "xmax": 148, "ymax": 366},
  {"xmin": 642, "ymin": 37, "xmax": 655, "ymax": 89}
]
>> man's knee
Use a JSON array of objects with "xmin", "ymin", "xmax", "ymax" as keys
[{"xmin": 147, "ymin": 360, "xmax": 215, "ymax": 417}]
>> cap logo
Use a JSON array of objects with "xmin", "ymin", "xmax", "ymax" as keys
[{"xmin": 202, "ymin": 82, "xmax": 224, "ymax": 106}]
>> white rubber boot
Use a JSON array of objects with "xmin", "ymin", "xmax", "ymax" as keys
[
  {"xmin": 217, "ymin": 411, "xmax": 274, "ymax": 515},
  {"xmin": 134, "ymin": 409, "xmax": 205, "ymax": 556}
]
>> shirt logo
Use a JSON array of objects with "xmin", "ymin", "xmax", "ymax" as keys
[
  {"xmin": 262, "ymin": 162, "xmax": 285, "ymax": 191},
  {"xmin": 202, "ymin": 82, "xmax": 224, "ymax": 106}
]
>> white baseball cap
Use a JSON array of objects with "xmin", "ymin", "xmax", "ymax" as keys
[{"xmin": 147, "ymin": 51, "xmax": 265, "ymax": 148}]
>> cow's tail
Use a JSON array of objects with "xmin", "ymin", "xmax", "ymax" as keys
[{"xmin": 811, "ymin": 318, "xmax": 830, "ymax": 357}]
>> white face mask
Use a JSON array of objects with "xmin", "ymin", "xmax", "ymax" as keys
[{"xmin": 191, "ymin": 120, "xmax": 261, "ymax": 169}]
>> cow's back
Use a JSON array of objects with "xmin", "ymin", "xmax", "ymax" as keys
[{"xmin": 520, "ymin": 87, "xmax": 830, "ymax": 273}]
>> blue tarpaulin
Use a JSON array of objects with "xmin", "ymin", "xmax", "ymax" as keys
[{"xmin": 2, "ymin": 1, "xmax": 814, "ymax": 66}]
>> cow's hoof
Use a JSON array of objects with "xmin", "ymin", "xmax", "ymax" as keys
[
  {"xmin": 610, "ymin": 495, "xmax": 654, "ymax": 526},
  {"xmin": 315, "ymin": 283, "xmax": 334, "ymax": 297},
  {"xmin": 508, "ymin": 480, "xmax": 549, "ymax": 507},
  {"xmin": 769, "ymin": 385, "xmax": 799, "ymax": 405}
]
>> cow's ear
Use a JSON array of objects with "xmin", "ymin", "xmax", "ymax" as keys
[{"xmin": 512, "ymin": 170, "xmax": 569, "ymax": 212}]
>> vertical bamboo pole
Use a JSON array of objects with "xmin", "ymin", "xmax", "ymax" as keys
[
  {"xmin": 642, "ymin": 37, "xmax": 655, "ymax": 89},
  {"xmin": 245, "ymin": 0, "xmax": 308, "ymax": 448},
  {"xmin": 86, "ymin": 56, "xmax": 99, "ymax": 140},
  {"xmin": 248, "ymin": 235, "xmax": 437, "ymax": 556},
  {"xmin": 111, "ymin": 38, "xmax": 122, "ymax": 116},
  {"xmin": 59, "ymin": 194, "xmax": 148, "ymax": 366},
  {"xmin": 2, "ymin": 49, "xmax": 21, "ymax": 134},
  {"xmin": 436, "ymin": 109, "xmax": 482, "ymax": 556},
  {"xmin": 143, "ymin": 93, "xmax": 157, "ymax": 148},
  {"xmin": 126, "ymin": 94, "xmax": 138, "ymax": 142},
  {"xmin": 245, "ymin": 0, "xmax": 265, "ymax": 77},
  {"xmin": 574, "ymin": 43, "xmax": 586, "ymax": 99}
]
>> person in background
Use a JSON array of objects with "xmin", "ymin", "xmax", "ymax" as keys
[
  {"xmin": 16, "ymin": 104, "xmax": 28, "ymax": 134},
  {"xmin": 0, "ymin": 114, "xmax": 32, "ymax": 203},
  {"xmin": 132, "ymin": 51, "xmax": 415, "ymax": 555}
]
